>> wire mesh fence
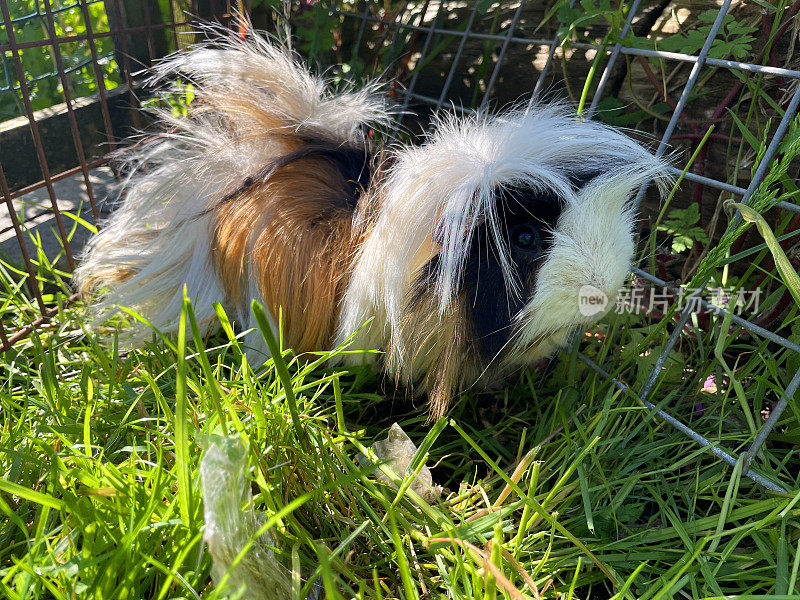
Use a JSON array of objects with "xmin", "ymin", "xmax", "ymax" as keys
[
  {"xmin": 1, "ymin": 0, "xmax": 798, "ymax": 493},
  {"xmin": 0, "ymin": 0, "xmax": 116, "ymax": 121},
  {"xmin": 321, "ymin": 0, "xmax": 800, "ymax": 493},
  {"xmin": 0, "ymin": 0, "xmax": 231, "ymax": 349}
]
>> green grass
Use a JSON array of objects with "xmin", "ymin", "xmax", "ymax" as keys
[
  {"xmin": 4, "ymin": 1, "xmax": 800, "ymax": 596},
  {"xmin": 0, "ymin": 219, "xmax": 799, "ymax": 599}
]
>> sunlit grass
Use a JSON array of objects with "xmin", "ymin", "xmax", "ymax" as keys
[{"xmin": 0, "ymin": 230, "xmax": 798, "ymax": 599}]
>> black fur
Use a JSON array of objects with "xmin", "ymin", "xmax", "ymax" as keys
[
  {"xmin": 410, "ymin": 185, "xmax": 565, "ymax": 361},
  {"xmin": 463, "ymin": 186, "xmax": 562, "ymax": 360},
  {"xmin": 462, "ymin": 174, "xmax": 604, "ymax": 360},
  {"xmin": 212, "ymin": 141, "xmax": 373, "ymax": 212}
]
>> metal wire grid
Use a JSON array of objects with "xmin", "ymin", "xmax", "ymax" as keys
[
  {"xmin": 0, "ymin": 0, "xmax": 797, "ymax": 490},
  {"xmin": 0, "ymin": 0, "xmax": 113, "ymax": 104},
  {"xmin": 337, "ymin": 0, "xmax": 800, "ymax": 492},
  {"xmin": 0, "ymin": 0, "xmax": 233, "ymax": 350}
]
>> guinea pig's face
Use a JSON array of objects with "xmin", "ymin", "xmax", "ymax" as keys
[
  {"xmin": 510, "ymin": 173, "xmax": 642, "ymax": 363},
  {"xmin": 337, "ymin": 105, "xmax": 669, "ymax": 416}
]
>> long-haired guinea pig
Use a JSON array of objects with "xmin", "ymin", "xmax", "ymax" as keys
[{"xmin": 74, "ymin": 28, "xmax": 670, "ymax": 417}]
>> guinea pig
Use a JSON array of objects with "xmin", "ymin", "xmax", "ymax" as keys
[{"xmin": 74, "ymin": 28, "xmax": 671, "ymax": 417}]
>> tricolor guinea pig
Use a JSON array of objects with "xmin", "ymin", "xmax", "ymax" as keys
[{"xmin": 74, "ymin": 28, "xmax": 670, "ymax": 417}]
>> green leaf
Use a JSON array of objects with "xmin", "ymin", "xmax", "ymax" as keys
[
  {"xmin": 0, "ymin": 479, "xmax": 64, "ymax": 511},
  {"xmin": 657, "ymin": 204, "xmax": 709, "ymax": 253},
  {"xmin": 727, "ymin": 201, "xmax": 800, "ymax": 309}
]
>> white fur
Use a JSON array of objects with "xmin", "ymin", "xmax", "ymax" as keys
[
  {"xmin": 77, "ymin": 32, "xmax": 670, "ymax": 394},
  {"xmin": 147, "ymin": 26, "xmax": 390, "ymax": 143},
  {"xmin": 337, "ymin": 105, "xmax": 670, "ymax": 371},
  {"xmin": 512, "ymin": 175, "xmax": 648, "ymax": 354},
  {"xmin": 74, "ymin": 29, "xmax": 390, "ymax": 348}
]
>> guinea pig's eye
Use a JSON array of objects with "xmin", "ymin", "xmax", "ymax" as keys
[{"xmin": 511, "ymin": 224, "xmax": 541, "ymax": 251}]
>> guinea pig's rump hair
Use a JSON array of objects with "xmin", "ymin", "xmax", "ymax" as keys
[
  {"xmin": 74, "ymin": 29, "xmax": 389, "ymax": 358},
  {"xmin": 212, "ymin": 144, "xmax": 373, "ymax": 352},
  {"xmin": 75, "ymin": 27, "xmax": 671, "ymax": 418}
]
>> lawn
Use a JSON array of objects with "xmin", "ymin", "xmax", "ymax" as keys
[
  {"xmin": 0, "ymin": 218, "xmax": 798, "ymax": 599},
  {"xmin": 1, "ymin": 2, "xmax": 800, "ymax": 595}
]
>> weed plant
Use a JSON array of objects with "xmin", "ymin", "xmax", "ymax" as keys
[
  {"xmin": 0, "ymin": 204, "xmax": 799, "ymax": 599},
  {"xmin": 2, "ymin": 2, "xmax": 800, "ymax": 597}
]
